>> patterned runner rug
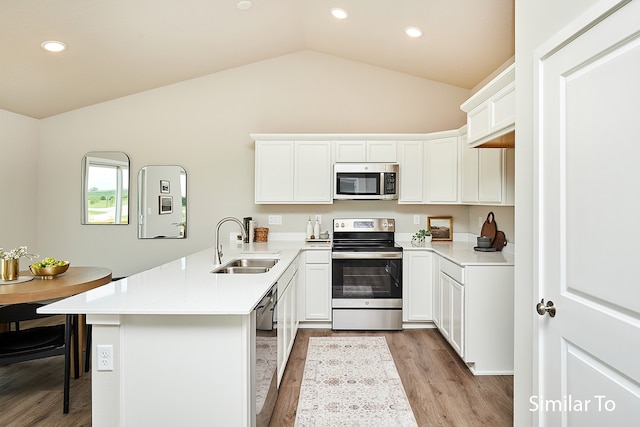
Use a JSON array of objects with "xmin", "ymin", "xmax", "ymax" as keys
[{"xmin": 294, "ymin": 336, "xmax": 418, "ymax": 427}]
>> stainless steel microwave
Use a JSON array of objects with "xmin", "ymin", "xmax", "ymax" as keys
[{"xmin": 334, "ymin": 163, "xmax": 399, "ymax": 200}]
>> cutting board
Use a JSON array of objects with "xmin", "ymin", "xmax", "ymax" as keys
[{"xmin": 480, "ymin": 212, "xmax": 497, "ymax": 242}]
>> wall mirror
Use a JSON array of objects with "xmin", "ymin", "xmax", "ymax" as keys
[
  {"xmin": 138, "ymin": 165, "xmax": 187, "ymax": 239},
  {"xmin": 82, "ymin": 151, "xmax": 130, "ymax": 225}
]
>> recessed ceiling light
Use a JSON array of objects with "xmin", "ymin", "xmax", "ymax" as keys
[
  {"xmin": 330, "ymin": 8, "xmax": 349, "ymax": 20},
  {"xmin": 404, "ymin": 27, "xmax": 423, "ymax": 38},
  {"xmin": 41, "ymin": 41, "xmax": 67, "ymax": 52},
  {"xmin": 237, "ymin": 0, "xmax": 252, "ymax": 10}
]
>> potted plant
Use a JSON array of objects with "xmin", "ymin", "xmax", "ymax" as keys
[
  {"xmin": 0, "ymin": 246, "xmax": 38, "ymax": 281},
  {"xmin": 411, "ymin": 229, "xmax": 432, "ymax": 247}
]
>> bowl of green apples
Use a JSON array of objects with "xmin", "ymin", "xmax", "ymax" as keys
[{"xmin": 30, "ymin": 257, "xmax": 70, "ymax": 279}]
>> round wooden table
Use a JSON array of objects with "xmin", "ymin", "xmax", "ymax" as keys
[
  {"xmin": 1, "ymin": 266, "xmax": 112, "ymax": 376},
  {"xmin": 0, "ymin": 266, "xmax": 112, "ymax": 304}
]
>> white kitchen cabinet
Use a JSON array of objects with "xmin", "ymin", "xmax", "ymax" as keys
[
  {"xmin": 398, "ymin": 132, "xmax": 460, "ymax": 204},
  {"xmin": 426, "ymin": 137, "xmax": 459, "ymax": 203},
  {"xmin": 300, "ymin": 250, "xmax": 331, "ymax": 322},
  {"xmin": 255, "ymin": 140, "xmax": 332, "ymax": 204},
  {"xmin": 461, "ymin": 64, "xmax": 515, "ymax": 148},
  {"xmin": 403, "ymin": 251, "xmax": 433, "ymax": 322},
  {"xmin": 397, "ymin": 141, "xmax": 424, "ymax": 203},
  {"xmin": 461, "ymin": 141, "xmax": 514, "ymax": 206},
  {"xmin": 334, "ymin": 140, "xmax": 396, "ymax": 162},
  {"xmin": 434, "ymin": 254, "xmax": 513, "ymax": 375},
  {"xmin": 277, "ymin": 259, "xmax": 299, "ymax": 386},
  {"xmin": 432, "ymin": 255, "xmax": 441, "ymax": 327}
]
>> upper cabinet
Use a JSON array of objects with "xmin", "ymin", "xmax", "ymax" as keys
[
  {"xmin": 397, "ymin": 130, "xmax": 460, "ymax": 204},
  {"xmin": 254, "ymin": 139, "xmax": 332, "ymax": 204},
  {"xmin": 334, "ymin": 141, "xmax": 397, "ymax": 163},
  {"xmin": 461, "ymin": 63, "xmax": 515, "ymax": 148},
  {"xmin": 460, "ymin": 129, "xmax": 514, "ymax": 206}
]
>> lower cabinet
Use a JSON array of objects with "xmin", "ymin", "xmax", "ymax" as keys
[
  {"xmin": 402, "ymin": 251, "xmax": 433, "ymax": 322},
  {"xmin": 434, "ymin": 254, "xmax": 514, "ymax": 375},
  {"xmin": 277, "ymin": 258, "xmax": 299, "ymax": 386},
  {"xmin": 438, "ymin": 270, "xmax": 464, "ymax": 356},
  {"xmin": 299, "ymin": 250, "xmax": 331, "ymax": 322}
]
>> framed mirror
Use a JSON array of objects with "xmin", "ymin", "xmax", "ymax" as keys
[
  {"xmin": 138, "ymin": 165, "xmax": 187, "ymax": 239},
  {"xmin": 82, "ymin": 151, "xmax": 130, "ymax": 224}
]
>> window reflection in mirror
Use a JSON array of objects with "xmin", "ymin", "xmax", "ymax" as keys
[
  {"xmin": 82, "ymin": 152, "xmax": 130, "ymax": 224},
  {"xmin": 138, "ymin": 165, "xmax": 187, "ymax": 239}
]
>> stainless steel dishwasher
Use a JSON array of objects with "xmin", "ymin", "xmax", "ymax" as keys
[{"xmin": 255, "ymin": 284, "xmax": 277, "ymax": 427}]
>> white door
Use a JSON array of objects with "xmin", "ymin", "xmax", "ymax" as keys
[{"xmin": 536, "ymin": 1, "xmax": 640, "ymax": 425}]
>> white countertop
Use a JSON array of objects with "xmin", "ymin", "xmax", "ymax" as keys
[
  {"xmin": 39, "ymin": 241, "xmax": 328, "ymax": 317},
  {"xmin": 40, "ymin": 238, "xmax": 509, "ymax": 317},
  {"xmin": 398, "ymin": 240, "xmax": 514, "ymax": 266}
]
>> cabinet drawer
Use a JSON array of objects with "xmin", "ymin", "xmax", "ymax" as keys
[
  {"xmin": 439, "ymin": 256, "xmax": 464, "ymax": 284},
  {"xmin": 305, "ymin": 250, "xmax": 330, "ymax": 264}
]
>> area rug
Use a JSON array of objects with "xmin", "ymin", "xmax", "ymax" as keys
[{"xmin": 294, "ymin": 336, "xmax": 418, "ymax": 427}]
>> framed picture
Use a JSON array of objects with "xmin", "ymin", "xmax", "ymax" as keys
[
  {"xmin": 427, "ymin": 216, "xmax": 453, "ymax": 241},
  {"xmin": 159, "ymin": 196, "xmax": 173, "ymax": 214},
  {"xmin": 160, "ymin": 180, "xmax": 170, "ymax": 193}
]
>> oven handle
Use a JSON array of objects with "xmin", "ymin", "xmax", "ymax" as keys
[{"xmin": 332, "ymin": 251, "xmax": 403, "ymax": 259}]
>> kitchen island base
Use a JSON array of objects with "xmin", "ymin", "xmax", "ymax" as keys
[{"xmin": 87, "ymin": 313, "xmax": 255, "ymax": 427}]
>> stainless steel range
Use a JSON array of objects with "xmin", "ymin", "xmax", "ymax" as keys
[{"xmin": 331, "ymin": 218, "xmax": 403, "ymax": 330}]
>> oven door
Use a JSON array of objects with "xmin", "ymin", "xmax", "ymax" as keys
[{"xmin": 331, "ymin": 251, "xmax": 402, "ymax": 302}]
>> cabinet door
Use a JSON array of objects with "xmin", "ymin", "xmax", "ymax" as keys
[
  {"xmin": 294, "ymin": 141, "xmax": 332, "ymax": 203},
  {"xmin": 432, "ymin": 255, "xmax": 441, "ymax": 327},
  {"xmin": 303, "ymin": 263, "xmax": 331, "ymax": 321},
  {"xmin": 427, "ymin": 137, "xmax": 458, "ymax": 203},
  {"xmin": 403, "ymin": 251, "xmax": 433, "ymax": 321},
  {"xmin": 460, "ymin": 138, "xmax": 479, "ymax": 203},
  {"xmin": 439, "ymin": 272, "xmax": 452, "ymax": 341},
  {"xmin": 490, "ymin": 81, "xmax": 515, "ymax": 133},
  {"xmin": 287, "ymin": 271, "xmax": 298, "ymax": 358},
  {"xmin": 334, "ymin": 141, "xmax": 366, "ymax": 162},
  {"xmin": 478, "ymin": 148, "xmax": 503, "ymax": 203},
  {"xmin": 397, "ymin": 141, "xmax": 424, "ymax": 203},
  {"xmin": 367, "ymin": 141, "xmax": 397, "ymax": 162},
  {"xmin": 255, "ymin": 141, "xmax": 294, "ymax": 203},
  {"xmin": 450, "ymin": 278, "xmax": 464, "ymax": 357},
  {"xmin": 504, "ymin": 148, "xmax": 515, "ymax": 206},
  {"xmin": 467, "ymin": 102, "xmax": 491, "ymax": 144}
]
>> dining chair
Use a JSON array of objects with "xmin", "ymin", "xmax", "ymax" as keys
[{"xmin": 0, "ymin": 303, "xmax": 79, "ymax": 414}]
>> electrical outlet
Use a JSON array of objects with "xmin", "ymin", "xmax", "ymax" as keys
[
  {"xmin": 268, "ymin": 215, "xmax": 282, "ymax": 225},
  {"xmin": 413, "ymin": 215, "xmax": 420, "ymax": 225},
  {"xmin": 97, "ymin": 345, "xmax": 114, "ymax": 371},
  {"xmin": 315, "ymin": 215, "xmax": 322, "ymax": 224}
]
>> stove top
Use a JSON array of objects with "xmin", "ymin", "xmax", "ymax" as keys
[{"xmin": 332, "ymin": 218, "xmax": 400, "ymax": 252}]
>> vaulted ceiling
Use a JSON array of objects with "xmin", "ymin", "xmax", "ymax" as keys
[{"xmin": 1, "ymin": 0, "xmax": 514, "ymax": 119}]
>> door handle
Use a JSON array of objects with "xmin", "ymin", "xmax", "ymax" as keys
[{"xmin": 536, "ymin": 299, "xmax": 556, "ymax": 317}]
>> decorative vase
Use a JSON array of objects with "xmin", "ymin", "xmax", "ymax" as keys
[
  {"xmin": 1, "ymin": 258, "xmax": 20, "ymax": 281},
  {"xmin": 411, "ymin": 236, "xmax": 426, "ymax": 247}
]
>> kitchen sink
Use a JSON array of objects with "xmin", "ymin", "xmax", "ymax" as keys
[
  {"xmin": 227, "ymin": 258, "xmax": 278, "ymax": 268},
  {"xmin": 211, "ymin": 257, "xmax": 279, "ymax": 274}
]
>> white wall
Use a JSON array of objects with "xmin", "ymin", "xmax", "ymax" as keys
[
  {"xmin": 0, "ymin": 109, "xmax": 39, "ymax": 270},
  {"xmin": 514, "ymin": 0, "xmax": 600, "ymax": 425},
  {"xmin": 30, "ymin": 50, "xmax": 478, "ymax": 277}
]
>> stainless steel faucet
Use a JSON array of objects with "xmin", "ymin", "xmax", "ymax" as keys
[{"xmin": 215, "ymin": 217, "xmax": 247, "ymax": 264}]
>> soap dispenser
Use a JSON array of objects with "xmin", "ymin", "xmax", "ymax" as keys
[
  {"xmin": 313, "ymin": 219, "xmax": 320, "ymax": 239},
  {"xmin": 306, "ymin": 217, "xmax": 313, "ymax": 239}
]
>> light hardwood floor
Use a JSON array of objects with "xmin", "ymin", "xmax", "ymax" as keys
[
  {"xmin": 270, "ymin": 328, "xmax": 513, "ymax": 427},
  {"xmin": 0, "ymin": 327, "xmax": 512, "ymax": 426}
]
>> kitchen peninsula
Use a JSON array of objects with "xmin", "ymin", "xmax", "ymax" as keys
[
  {"xmin": 39, "ymin": 238, "xmax": 513, "ymax": 426},
  {"xmin": 39, "ymin": 243, "xmax": 307, "ymax": 427}
]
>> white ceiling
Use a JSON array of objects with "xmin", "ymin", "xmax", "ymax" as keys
[{"xmin": 1, "ymin": 0, "xmax": 514, "ymax": 119}]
